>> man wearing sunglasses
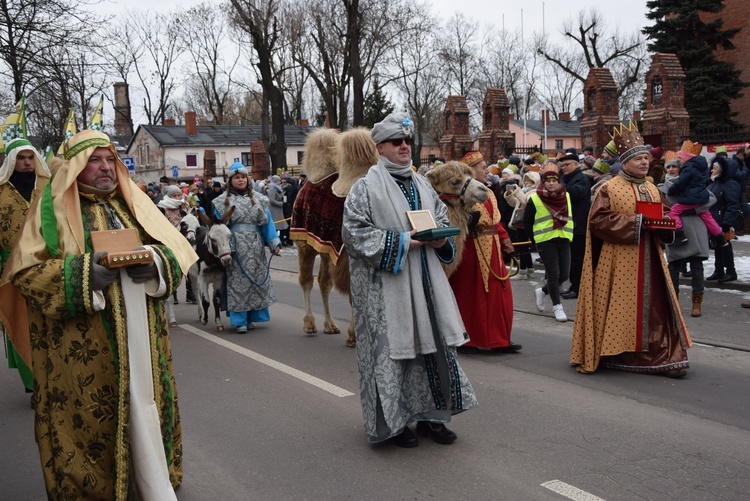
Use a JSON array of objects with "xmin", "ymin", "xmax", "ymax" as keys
[{"xmin": 342, "ymin": 112, "xmax": 477, "ymax": 448}]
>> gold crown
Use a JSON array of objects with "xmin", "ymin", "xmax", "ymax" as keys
[
  {"xmin": 610, "ymin": 121, "xmax": 648, "ymax": 163},
  {"xmin": 461, "ymin": 151, "xmax": 484, "ymax": 167}
]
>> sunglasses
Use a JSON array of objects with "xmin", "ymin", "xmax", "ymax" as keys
[{"xmin": 387, "ymin": 137, "xmax": 412, "ymax": 147}]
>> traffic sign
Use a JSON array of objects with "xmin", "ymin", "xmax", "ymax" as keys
[
  {"xmin": 122, "ymin": 157, "xmax": 135, "ymax": 171},
  {"xmin": 172, "ymin": 165, "xmax": 179, "ymax": 178}
]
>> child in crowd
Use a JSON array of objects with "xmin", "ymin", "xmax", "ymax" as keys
[{"xmin": 667, "ymin": 150, "xmax": 725, "ymax": 246}]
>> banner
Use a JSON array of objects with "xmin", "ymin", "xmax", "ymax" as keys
[{"xmin": 0, "ymin": 97, "xmax": 27, "ymax": 154}]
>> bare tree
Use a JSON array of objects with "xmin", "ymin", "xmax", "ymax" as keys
[
  {"xmin": 178, "ymin": 3, "xmax": 243, "ymax": 125},
  {"xmin": 0, "ymin": 0, "xmax": 97, "ymax": 101},
  {"xmin": 537, "ymin": 9, "xmax": 646, "ymax": 105},
  {"xmin": 229, "ymin": 0, "xmax": 288, "ymax": 171},
  {"xmin": 387, "ymin": 1, "xmax": 446, "ymax": 166},
  {"xmin": 438, "ymin": 12, "xmax": 480, "ymax": 97},
  {"xmin": 126, "ymin": 10, "xmax": 186, "ymax": 125}
]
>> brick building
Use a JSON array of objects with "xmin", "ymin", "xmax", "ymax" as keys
[{"xmin": 701, "ymin": 0, "xmax": 750, "ymax": 131}]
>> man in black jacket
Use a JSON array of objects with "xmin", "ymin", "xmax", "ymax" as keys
[{"xmin": 559, "ymin": 153, "xmax": 592, "ymax": 299}]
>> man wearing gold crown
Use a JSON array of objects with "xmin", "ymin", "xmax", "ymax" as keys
[
  {"xmin": 570, "ymin": 122, "xmax": 691, "ymax": 378},
  {"xmin": 0, "ymin": 130, "xmax": 197, "ymax": 499},
  {"xmin": 0, "ymin": 138, "xmax": 51, "ymax": 394}
]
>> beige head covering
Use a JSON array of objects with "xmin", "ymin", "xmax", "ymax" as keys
[
  {"xmin": 0, "ymin": 131, "xmax": 198, "ymax": 368},
  {"xmin": 0, "ymin": 138, "xmax": 50, "ymax": 185}
]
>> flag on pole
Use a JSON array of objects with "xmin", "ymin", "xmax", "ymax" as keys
[
  {"xmin": 57, "ymin": 105, "xmax": 77, "ymax": 156},
  {"xmin": 0, "ymin": 97, "xmax": 28, "ymax": 154},
  {"xmin": 87, "ymin": 95, "xmax": 104, "ymax": 131},
  {"xmin": 42, "ymin": 143, "xmax": 54, "ymax": 164}
]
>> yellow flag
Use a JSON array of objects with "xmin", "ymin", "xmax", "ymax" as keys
[
  {"xmin": 87, "ymin": 95, "xmax": 104, "ymax": 131},
  {"xmin": 57, "ymin": 105, "xmax": 78, "ymax": 156},
  {"xmin": 0, "ymin": 97, "xmax": 27, "ymax": 154}
]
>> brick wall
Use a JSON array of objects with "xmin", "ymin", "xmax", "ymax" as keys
[{"xmin": 700, "ymin": 0, "xmax": 750, "ymax": 130}]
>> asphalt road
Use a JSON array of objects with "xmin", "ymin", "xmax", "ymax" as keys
[{"xmin": 2, "ymin": 255, "xmax": 750, "ymax": 500}]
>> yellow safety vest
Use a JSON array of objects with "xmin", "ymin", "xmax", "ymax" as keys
[{"xmin": 530, "ymin": 192, "xmax": 574, "ymax": 243}]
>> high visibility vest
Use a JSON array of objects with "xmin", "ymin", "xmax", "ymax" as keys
[{"xmin": 530, "ymin": 193, "xmax": 574, "ymax": 243}]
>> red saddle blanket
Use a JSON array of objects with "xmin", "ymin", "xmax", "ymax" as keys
[{"xmin": 290, "ymin": 173, "xmax": 346, "ymax": 265}]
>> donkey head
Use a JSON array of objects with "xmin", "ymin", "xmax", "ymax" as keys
[
  {"xmin": 180, "ymin": 212, "xmax": 201, "ymax": 246},
  {"xmin": 198, "ymin": 206, "xmax": 235, "ymax": 267}
]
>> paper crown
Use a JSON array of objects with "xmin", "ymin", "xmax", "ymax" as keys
[
  {"xmin": 610, "ymin": 121, "xmax": 648, "ymax": 164},
  {"xmin": 663, "ymin": 150, "xmax": 679, "ymax": 164},
  {"xmin": 680, "ymin": 140, "xmax": 702, "ymax": 156},
  {"xmin": 461, "ymin": 151, "xmax": 484, "ymax": 167}
]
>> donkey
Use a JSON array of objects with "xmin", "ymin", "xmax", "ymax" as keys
[{"xmin": 187, "ymin": 206, "xmax": 235, "ymax": 331}]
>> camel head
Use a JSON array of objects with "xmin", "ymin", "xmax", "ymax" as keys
[
  {"xmin": 303, "ymin": 128, "xmax": 341, "ymax": 183},
  {"xmin": 425, "ymin": 161, "xmax": 489, "ymax": 210},
  {"xmin": 332, "ymin": 127, "xmax": 378, "ymax": 196}
]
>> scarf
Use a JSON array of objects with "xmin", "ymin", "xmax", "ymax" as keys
[
  {"xmin": 536, "ymin": 183, "xmax": 569, "ymax": 229},
  {"xmin": 157, "ymin": 196, "xmax": 185, "ymax": 210},
  {"xmin": 9, "ymin": 171, "xmax": 36, "ymax": 202},
  {"xmin": 364, "ymin": 158, "xmax": 466, "ymax": 358},
  {"xmin": 619, "ymin": 169, "xmax": 647, "ymax": 185}
]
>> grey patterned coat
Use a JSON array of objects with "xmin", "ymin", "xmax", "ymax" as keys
[
  {"xmin": 213, "ymin": 191, "xmax": 279, "ymax": 313},
  {"xmin": 342, "ymin": 169, "xmax": 478, "ymax": 443}
]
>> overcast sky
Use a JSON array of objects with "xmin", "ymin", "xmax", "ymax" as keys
[
  {"xmin": 99, "ymin": 0, "xmax": 650, "ymax": 39},
  {"xmin": 94, "ymin": 0, "xmax": 651, "ymax": 127}
]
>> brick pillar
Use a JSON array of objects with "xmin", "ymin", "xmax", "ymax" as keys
[
  {"xmin": 641, "ymin": 53, "xmax": 690, "ymax": 151},
  {"xmin": 250, "ymin": 140, "xmax": 269, "ymax": 180},
  {"xmin": 439, "ymin": 95, "xmax": 474, "ymax": 161},
  {"xmin": 580, "ymin": 68, "xmax": 620, "ymax": 156},
  {"xmin": 478, "ymin": 88, "xmax": 516, "ymax": 161}
]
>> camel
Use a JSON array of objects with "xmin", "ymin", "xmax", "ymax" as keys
[
  {"xmin": 290, "ymin": 127, "xmax": 378, "ymax": 347},
  {"xmin": 425, "ymin": 161, "xmax": 490, "ymax": 277}
]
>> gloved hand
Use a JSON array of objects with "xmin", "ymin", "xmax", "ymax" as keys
[
  {"xmin": 508, "ymin": 250, "xmax": 520, "ymax": 262},
  {"xmin": 467, "ymin": 210, "xmax": 480, "ymax": 235},
  {"xmin": 682, "ymin": 208, "xmax": 697, "ymax": 216},
  {"xmin": 90, "ymin": 251, "xmax": 118, "ymax": 291},
  {"xmin": 125, "ymin": 247, "xmax": 158, "ymax": 283}
]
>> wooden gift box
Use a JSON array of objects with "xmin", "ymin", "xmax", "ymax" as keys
[{"xmin": 90, "ymin": 228, "xmax": 154, "ymax": 268}]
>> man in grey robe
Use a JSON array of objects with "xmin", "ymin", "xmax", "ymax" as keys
[{"xmin": 342, "ymin": 112, "xmax": 478, "ymax": 447}]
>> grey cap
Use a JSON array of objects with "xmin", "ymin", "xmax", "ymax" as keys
[
  {"xmin": 164, "ymin": 185, "xmax": 182, "ymax": 197},
  {"xmin": 371, "ymin": 112, "xmax": 414, "ymax": 144},
  {"xmin": 271, "ymin": 175, "xmax": 281, "ymax": 182}
]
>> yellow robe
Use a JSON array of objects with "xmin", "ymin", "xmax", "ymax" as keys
[{"xmin": 570, "ymin": 175, "xmax": 691, "ymax": 374}]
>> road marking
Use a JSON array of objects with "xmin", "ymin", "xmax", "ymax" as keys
[
  {"xmin": 541, "ymin": 480, "xmax": 605, "ymax": 501},
  {"xmin": 180, "ymin": 324, "xmax": 355, "ymax": 398}
]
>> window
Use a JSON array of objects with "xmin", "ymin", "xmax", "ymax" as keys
[
  {"xmin": 145, "ymin": 144, "xmax": 150, "ymax": 167},
  {"xmin": 297, "ymin": 151, "xmax": 304, "ymax": 165},
  {"xmin": 138, "ymin": 145, "xmax": 144, "ymax": 167},
  {"xmin": 186, "ymin": 154, "xmax": 197, "ymax": 167},
  {"xmin": 555, "ymin": 140, "xmax": 563, "ymax": 150},
  {"xmin": 241, "ymin": 152, "xmax": 252, "ymax": 166}
]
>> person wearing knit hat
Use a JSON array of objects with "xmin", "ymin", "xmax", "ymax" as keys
[
  {"xmin": 571, "ymin": 121, "xmax": 691, "ymax": 378},
  {"xmin": 523, "ymin": 168, "xmax": 572, "ymax": 322},
  {"xmin": 0, "ymin": 138, "xmax": 52, "ymax": 393},
  {"xmin": 501, "ymin": 167, "xmax": 514, "ymax": 179},
  {"xmin": 649, "ymin": 146, "xmax": 665, "ymax": 161},
  {"xmin": 343, "ymin": 111, "xmax": 478, "ymax": 447},
  {"xmin": 0, "ymin": 130, "xmax": 197, "ymax": 498},
  {"xmin": 212, "ymin": 155, "xmax": 281, "ymax": 334},
  {"xmin": 581, "ymin": 155, "xmax": 596, "ymax": 170}
]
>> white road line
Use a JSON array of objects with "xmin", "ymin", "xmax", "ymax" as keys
[
  {"xmin": 180, "ymin": 324, "xmax": 355, "ymax": 398},
  {"xmin": 541, "ymin": 480, "xmax": 605, "ymax": 501}
]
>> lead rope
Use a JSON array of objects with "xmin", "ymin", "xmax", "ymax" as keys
[
  {"xmin": 230, "ymin": 232, "xmax": 276, "ymax": 287},
  {"xmin": 475, "ymin": 237, "xmax": 518, "ymax": 281}
]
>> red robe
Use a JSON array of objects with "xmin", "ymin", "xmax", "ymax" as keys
[{"xmin": 449, "ymin": 195, "xmax": 514, "ymax": 349}]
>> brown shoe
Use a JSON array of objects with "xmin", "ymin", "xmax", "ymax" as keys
[
  {"xmin": 742, "ymin": 302, "xmax": 750, "ymax": 309},
  {"xmin": 691, "ymin": 293, "xmax": 703, "ymax": 317}
]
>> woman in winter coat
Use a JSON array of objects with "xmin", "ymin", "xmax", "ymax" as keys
[
  {"xmin": 706, "ymin": 156, "xmax": 741, "ymax": 283},
  {"xmin": 213, "ymin": 163, "xmax": 281, "ymax": 332},
  {"xmin": 505, "ymin": 171, "xmax": 539, "ymax": 279}
]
